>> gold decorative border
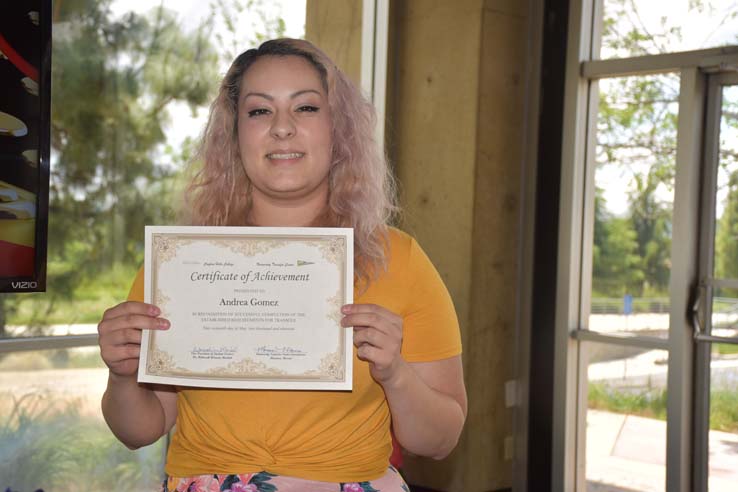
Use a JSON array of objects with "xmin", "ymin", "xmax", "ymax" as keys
[{"xmin": 146, "ymin": 232, "xmax": 348, "ymax": 382}]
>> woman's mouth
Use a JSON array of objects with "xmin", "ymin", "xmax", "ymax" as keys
[{"xmin": 266, "ymin": 152, "xmax": 305, "ymax": 160}]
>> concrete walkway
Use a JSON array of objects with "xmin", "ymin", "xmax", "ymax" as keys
[
  {"xmin": 6, "ymin": 323, "xmax": 99, "ymax": 336},
  {"xmin": 587, "ymin": 410, "xmax": 738, "ymax": 491}
]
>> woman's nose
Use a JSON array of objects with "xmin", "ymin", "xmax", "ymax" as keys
[{"xmin": 270, "ymin": 112, "xmax": 296, "ymax": 139}]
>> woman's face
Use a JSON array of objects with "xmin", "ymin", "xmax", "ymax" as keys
[{"xmin": 237, "ymin": 55, "xmax": 332, "ymax": 205}]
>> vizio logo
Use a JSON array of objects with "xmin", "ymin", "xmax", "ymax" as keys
[{"xmin": 11, "ymin": 281, "xmax": 38, "ymax": 289}]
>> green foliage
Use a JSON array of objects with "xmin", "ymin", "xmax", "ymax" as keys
[
  {"xmin": 211, "ymin": 0, "xmax": 289, "ymax": 63},
  {"xmin": 0, "ymin": 0, "xmax": 293, "ymax": 334},
  {"xmin": 710, "ymin": 388, "xmax": 738, "ymax": 432},
  {"xmin": 49, "ymin": 2, "xmax": 219, "ymax": 268},
  {"xmin": 713, "ymin": 343, "xmax": 738, "ymax": 355},
  {"xmin": 7, "ymin": 263, "xmax": 137, "ymax": 328},
  {"xmin": 592, "ymin": 1, "xmax": 738, "ymax": 301},
  {"xmin": 1, "ymin": 1, "xmax": 221, "ymax": 332},
  {"xmin": 594, "ymin": 72, "xmax": 677, "ymax": 298},
  {"xmin": 588, "ymin": 383, "xmax": 668, "ymax": 420},
  {"xmin": 588, "ymin": 382, "xmax": 738, "ymax": 432},
  {"xmin": 0, "ymin": 392, "xmax": 165, "ymax": 491},
  {"xmin": 593, "ymin": 188, "xmax": 644, "ymax": 296},
  {"xmin": 593, "ymin": 2, "xmax": 683, "ymax": 299},
  {"xmin": 629, "ymin": 171, "xmax": 672, "ymax": 292},
  {"xmin": 715, "ymin": 171, "xmax": 738, "ymax": 280}
]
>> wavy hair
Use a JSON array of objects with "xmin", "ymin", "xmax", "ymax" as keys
[{"xmin": 183, "ymin": 38, "xmax": 398, "ymax": 286}]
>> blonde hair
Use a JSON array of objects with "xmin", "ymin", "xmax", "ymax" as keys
[{"xmin": 183, "ymin": 38, "xmax": 398, "ymax": 286}]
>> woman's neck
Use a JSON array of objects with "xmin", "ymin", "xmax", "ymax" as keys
[{"xmin": 247, "ymin": 189, "xmax": 330, "ymax": 227}]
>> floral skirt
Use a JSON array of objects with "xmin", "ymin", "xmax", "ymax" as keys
[{"xmin": 163, "ymin": 466, "xmax": 410, "ymax": 492}]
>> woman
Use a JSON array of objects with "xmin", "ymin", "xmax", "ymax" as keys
[{"xmin": 99, "ymin": 39, "xmax": 466, "ymax": 492}]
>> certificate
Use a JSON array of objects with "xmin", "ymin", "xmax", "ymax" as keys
[{"xmin": 137, "ymin": 226, "xmax": 353, "ymax": 390}]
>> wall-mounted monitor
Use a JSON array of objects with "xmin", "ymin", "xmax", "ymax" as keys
[{"xmin": 0, "ymin": 0, "xmax": 51, "ymax": 292}]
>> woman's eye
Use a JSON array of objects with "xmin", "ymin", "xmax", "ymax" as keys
[
  {"xmin": 297, "ymin": 105, "xmax": 319, "ymax": 113},
  {"xmin": 247, "ymin": 108, "xmax": 270, "ymax": 117}
]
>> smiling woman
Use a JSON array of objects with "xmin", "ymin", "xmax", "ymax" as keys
[{"xmin": 98, "ymin": 38, "xmax": 467, "ymax": 492}]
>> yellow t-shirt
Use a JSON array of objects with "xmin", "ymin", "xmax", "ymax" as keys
[{"xmin": 127, "ymin": 227, "xmax": 462, "ymax": 481}]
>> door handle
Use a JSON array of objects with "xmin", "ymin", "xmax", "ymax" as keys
[
  {"xmin": 691, "ymin": 281, "xmax": 706, "ymax": 336},
  {"xmin": 692, "ymin": 278, "xmax": 738, "ymax": 344}
]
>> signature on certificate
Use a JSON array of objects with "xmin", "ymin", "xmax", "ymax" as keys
[{"xmin": 255, "ymin": 345, "xmax": 308, "ymax": 357}]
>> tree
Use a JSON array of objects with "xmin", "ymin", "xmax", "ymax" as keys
[
  {"xmin": 1, "ymin": 1, "xmax": 221, "ymax": 333},
  {"xmin": 628, "ymin": 170, "xmax": 672, "ymax": 293},
  {"xmin": 592, "ymin": 0, "xmax": 738, "ymax": 303},
  {"xmin": 594, "ymin": 70, "xmax": 677, "ymax": 297},
  {"xmin": 714, "ymin": 86, "xmax": 738, "ymax": 286},
  {"xmin": 715, "ymin": 171, "xmax": 738, "ymax": 280},
  {"xmin": 593, "ymin": 187, "xmax": 644, "ymax": 296},
  {"xmin": 0, "ymin": 0, "xmax": 294, "ymax": 333},
  {"xmin": 50, "ymin": 1, "xmax": 219, "ymax": 267},
  {"xmin": 592, "ymin": 0, "xmax": 737, "ymax": 299},
  {"xmin": 211, "ymin": 0, "xmax": 287, "ymax": 63}
]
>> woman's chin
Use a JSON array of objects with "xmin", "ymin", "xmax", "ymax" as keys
[{"xmin": 257, "ymin": 183, "xmax": 324, "ymax": 202}]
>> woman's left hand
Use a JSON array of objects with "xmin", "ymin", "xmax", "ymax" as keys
[{"xmin": 341, "ymin": 303, "xmax": 406, "ymax": 385}]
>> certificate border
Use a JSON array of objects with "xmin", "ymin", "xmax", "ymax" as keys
[{"xmin": 138, "ymin": 226, "xmax": 354, "ymax": 391}]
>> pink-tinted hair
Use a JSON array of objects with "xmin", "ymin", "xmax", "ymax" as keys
[{"xmin": 183, "ymin": 38, "xmax": 398, "ymax": 286}]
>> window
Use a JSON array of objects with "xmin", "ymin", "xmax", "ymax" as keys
[
  {"xmin": 555, "ymin": 1, "xmax": 738, "ymax": 491},
  {"xmin": 0, "ymin": 1, "xmax": 304, "ymax": 489}
]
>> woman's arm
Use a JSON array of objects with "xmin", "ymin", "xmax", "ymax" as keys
[
  {"xmin": 342, "ymin": 303, "xmax": 467, "ymax": 459},
  {"xmin": 382, "ymin": 356, "xmax": 466, "ymax": 459},
  {"xmin": 99, "ymin": 301, "xmax": 178, "ymax": 449}
]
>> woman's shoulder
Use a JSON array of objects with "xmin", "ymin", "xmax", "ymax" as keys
[
  {"xmin": 386, "ymin": 226, "xmax": 413, "ymax": 249},
  {"xmin": 384, "ymin": 226, "xmax": 434, "ymax": 276},
  {"xmin": 384, "ymin": 226, "xmax": 416, "ymax": 266}
]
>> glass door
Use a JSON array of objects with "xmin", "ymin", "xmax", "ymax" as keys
[
  {"xmin": 582, "ymin": 71, "xmax": 678, "ymax": 492},
  {"xmin": 573, "ymin": 66, "xmax": 738, "ymax": 492},
  {"xmin": 693, "ymin": 72, "xmax": 738, "ymax": 492},
  {"xmin": 555, "ymin": 2, "xmax": 738, "ymax": 491}
]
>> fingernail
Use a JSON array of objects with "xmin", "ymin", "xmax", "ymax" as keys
[
  {"xmin": 158, "ymin": 318, "xmax": 170, "ymax": 329},
  {"xmin": 150, "ymin": 306, "xmax": 161, "ymax": 316},
  {"xmin": 341, "ymin": 305, "xmax": 351, "ymax": 314}
]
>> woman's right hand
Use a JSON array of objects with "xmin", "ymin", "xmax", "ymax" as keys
[{"xmin": 97, "ymin": 301, "xmax": 170, "ymax": 378}]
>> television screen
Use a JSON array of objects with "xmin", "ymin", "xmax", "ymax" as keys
[{"xmin": 0, "ymin": 0, "xmax": 50, "ymax": 292}]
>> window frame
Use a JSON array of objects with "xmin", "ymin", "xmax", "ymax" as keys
[{"xmin": 553, "ymin": 1, "xmax": 738, "ymax": 491}]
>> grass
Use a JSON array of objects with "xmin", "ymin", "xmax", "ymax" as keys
[
  {"xmin": 710, "ymin": 390, "xmax": 738, "ymax": 432},
  {"xmin": 589, "ymin": 382, "xmax": 738, "ymax": 433},
  {"xmin": 714, "ymin": 343, "xmax": 738, "ymax": 355},
  {"xmin": 0, "ymin": 392, "xmax": 165, "ymax": 492},
  {"xmin": 588, "ymin": 383, "xmax": 668, "ymax": 421}
]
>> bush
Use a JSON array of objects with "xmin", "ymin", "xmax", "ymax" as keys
[{"xmin": 0, "ymin": 392, "xmax": 164, "ymax": 492}]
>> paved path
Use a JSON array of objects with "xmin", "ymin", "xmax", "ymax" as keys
[
  {"xmin": 6, "ymin": 323, "xmax": 99, "ymax": 336},
  {"xmin": 0, "ymin": 365, "xmax": 109, "ymax": 417},
  {"xmin": 587, "ymin": 410, "xmax": 738, "ymax": 491},
  {"xmin": 590, "ymin": 313, "xmax": 737, "ymax": 336},
  {"xmin": 588, "ymin": 344, "xmax": 738, "ymax": 390}
]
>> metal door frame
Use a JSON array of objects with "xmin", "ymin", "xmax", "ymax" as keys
[
  {"xmin": 553, "ymin": 0, "xmax": 738, "ymax": 489},
  {"xmin": 693, "ymin": 70, "xmax": 738, "ymax": 492}
]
